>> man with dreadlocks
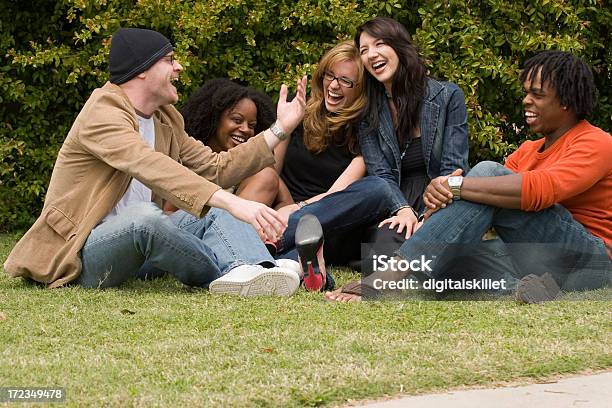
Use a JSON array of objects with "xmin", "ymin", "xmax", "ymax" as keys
[{"xmin": 327, "ymin": 50, "xmax": 611, "ymax": 304}]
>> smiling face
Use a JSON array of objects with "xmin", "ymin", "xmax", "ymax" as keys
[
  {"xmin": 323, "ymin": 59, "xmax": 360, "ymax": 112},
  {"xmin": 208, "ymin": 97, "xmax": 258, "ymax": 152},
  {"xmin": 144, "ymin": 52, "xmax": 183, "ymax": 106},
  {"xmin": 522, "ymin": 67, "xmax": 575, "ymax": 140},
  {"xmin": 358, "ymin": 31, "xmax": 399, "ymax": 92}
]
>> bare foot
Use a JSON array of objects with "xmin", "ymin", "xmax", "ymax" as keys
[{"xmin": 324, "ymin": 289, "xmax": 362, "ymax": 302}]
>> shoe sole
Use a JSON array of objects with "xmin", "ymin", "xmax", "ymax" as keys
[
  {"xmin": 209, "ymin": 269, "xmax": 300, "ymax": 297},
  {"xmin": 295, "ymin": 214, "xmax": 326, "ymax": 292}
]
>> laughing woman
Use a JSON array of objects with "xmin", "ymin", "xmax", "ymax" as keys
[
  {"xmin": 355, "ymin": 17, "xmax": 470, "ymax": 245},
  {"xmin": 272, "ymin": 41, "xmax": 392, "ymax": 291},
  {"xmin": 325, "ymin": 17, "xmax": 471, "ymax": 301},
  {"xmin": 178, "ymin": 78, "xmax": 279, "ymax": 206}
]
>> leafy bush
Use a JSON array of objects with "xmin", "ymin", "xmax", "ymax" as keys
[
  {"xmin": 414, "ymin": 0, "xmax": 611, "ymax": 160},
  {"xmin": 1, "ymin": 0, "xmax": 609, "ymax": 231}
]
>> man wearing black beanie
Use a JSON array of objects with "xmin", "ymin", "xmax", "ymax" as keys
[
  {"xmin": 108, "ymin": 28, "xmax": 174, "ymax": 85},
  {"xmin": 5, "ymin": 27, "xmax": 309, "ymax": 297}
]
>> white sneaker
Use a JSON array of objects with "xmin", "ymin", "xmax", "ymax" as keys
[
  {"xmin": 275, "ymin": 259, "xmax": 303, "ymax": 280},
  {"xmin": 209, "ymin": 264, "xmax": 300, "ymax": 297}
]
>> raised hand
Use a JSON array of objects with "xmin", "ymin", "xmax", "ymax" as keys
[{"xmin": 276, "ymin": 76, "xmax": 307, "ymax": 135}]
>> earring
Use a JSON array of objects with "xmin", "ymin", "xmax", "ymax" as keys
[{"xmin": 563, "ymin": 106, "xmax": 568, "ymax": 110}]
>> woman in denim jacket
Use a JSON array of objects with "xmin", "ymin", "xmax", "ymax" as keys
[
  {"xmin": 323, "ymin": 17, "xmax": 471, "ymax": 300},
  {"xmin": 356, "ymin": 17, "xmax": 470, "ymax": 244}
]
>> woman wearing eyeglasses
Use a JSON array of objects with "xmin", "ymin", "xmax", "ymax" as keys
[{"xmin": 272, "ymin": 40, "xmax": 392, "ymax": 291}]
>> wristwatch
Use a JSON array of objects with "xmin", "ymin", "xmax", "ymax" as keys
[
  {"xmin": 447, "ymin": 176, "xmax": 463, "ymax": 200},
  {"xmin": 269, "ymin": 120, "xmax": 288, "ymax": 140}
]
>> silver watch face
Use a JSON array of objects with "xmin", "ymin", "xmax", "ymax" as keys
[{"xmin": 448, "ymin": 176, "xmax": 463, "ymax": 187}]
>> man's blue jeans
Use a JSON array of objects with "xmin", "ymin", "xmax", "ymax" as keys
[
  {"xmin": 76, "ymin": 203, "xmax": 274, "ymax": 288},
  {"xmin": 277, "ymin": 176, "xmax": 392, "ymax": 263},
  {"xmin": 398, "ymin": 161, "xmax": 611, "ymax": 291}
]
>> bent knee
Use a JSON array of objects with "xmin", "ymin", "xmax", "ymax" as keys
[
  {"xmin": 467, "ymin": 161, "xmax": 511, "ymax": 178},
  {"xmin": 254, "ymin": 166, "xmax": 280, "ymax": 189},
  {"xmin": 238, "ymin": 167, "xmax": 280, "ymax": 204},
  {"xmin": 128, "ymin": 204, "xmax": 169, "ymax": 231},
  {"xmin": 359, "ymin": 176, "xmax": 393, "ymax": 198}
]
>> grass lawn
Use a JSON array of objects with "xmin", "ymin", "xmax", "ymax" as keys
[{"xmin": 1, "ymin": 232, "xmax": 610, "ymax": 407}]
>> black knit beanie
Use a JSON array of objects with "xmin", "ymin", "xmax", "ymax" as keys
[{"xmin": 109, "ymin": 28, "xmax": 173, "ymax": 84}]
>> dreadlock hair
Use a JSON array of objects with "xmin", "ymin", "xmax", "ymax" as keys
[
  {"xmin": 180, "ymin": 78, "xmax": 276, "ymax": 144},
  {"xmin": 520, "ymin": 51, "xmax": 596, "ymax": 120},
  {"xmin": 355, "ymin": 17, "xmax": 427, "ymax": 148},
  {"xmin": 303, "ymin": 40, "xmax": 366, "ymax": 154}
]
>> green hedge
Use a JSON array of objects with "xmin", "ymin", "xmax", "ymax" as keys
[{"xmin": 1, "ymin": 0, "xmax": 610, "ymax": 231}]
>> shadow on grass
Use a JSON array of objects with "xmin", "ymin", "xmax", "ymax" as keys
[{"xmin": 6, "ymin": 267, "xmax": 612, "ymax": 302}]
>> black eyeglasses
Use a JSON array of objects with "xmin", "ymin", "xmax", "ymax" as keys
[
  {"xmin": 161, "ymin": 54, "xmax": 175, "ymax": 65},
  {"xmin": 323, "ymin": 72, "xmax": 355, "ymax": 88}
]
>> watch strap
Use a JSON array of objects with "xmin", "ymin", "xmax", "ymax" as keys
[
  {"xmin": 269, "ymin": 120, "xmax": 287, "ymax": 140},
  {"xmin": 448, "ymin": 176, "xmax": 463, "ymax": 200}
]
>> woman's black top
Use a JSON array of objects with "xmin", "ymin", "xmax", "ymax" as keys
[
  {"xmin": 280, "ymin": 125, "xmax": 354, "ymax": 202},
  {"xmin": 399, "ymin": 137, "xmax": 429, "ymax": 213}
]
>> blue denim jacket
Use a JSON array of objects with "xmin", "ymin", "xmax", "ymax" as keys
[{"xmin": 358, "ymin": 78, "xmax": 470, "ymax": 214}]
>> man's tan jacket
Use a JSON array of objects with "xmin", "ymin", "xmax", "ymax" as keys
[{"xmin": 4, "ymin": 82, "xmax": 274, "ymax": 287}]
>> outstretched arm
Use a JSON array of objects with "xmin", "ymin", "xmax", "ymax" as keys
[{"xmin": 207, "ymin": 188, "xmax": 286, "ymax": 242}]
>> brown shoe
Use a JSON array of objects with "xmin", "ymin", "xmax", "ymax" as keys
[{"xmin": 515, "ymin": 272, "xmax": 561, "ymax": 304}]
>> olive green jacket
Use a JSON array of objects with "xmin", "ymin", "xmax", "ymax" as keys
[{"xmin": 4, "ymin": 82, "xmax": 274, "ymax": 287}]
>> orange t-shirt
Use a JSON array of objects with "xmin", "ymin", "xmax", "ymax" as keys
[{"xmin": 504, "ymin": 120, "xmax": 612, "ymax": 249}]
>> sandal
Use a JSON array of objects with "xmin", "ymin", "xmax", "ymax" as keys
[
  {"xmin": 326, "ymin": 279, "xmax": 381, "ymax": 301},
  {"xmin": 341, "ymin": 280, "xmax": 382, "ymax": 299}
]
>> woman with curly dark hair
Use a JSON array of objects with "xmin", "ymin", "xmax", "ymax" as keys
[
  {"xmin": 174, "ymin": 43, "xmax": 392, "ymax": 293},
  {"xmin": 177, "ymin": 78, "xmax": 280, "ymax": 206}
]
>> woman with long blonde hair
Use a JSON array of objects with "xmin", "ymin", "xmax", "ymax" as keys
[{"xmin": 272, "ymin": 40, "xmax": 391, "ymax": 291}]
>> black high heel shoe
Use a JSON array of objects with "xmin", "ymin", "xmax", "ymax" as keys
[{"xmin": 295, "ymin": 214, "xmax": 327, "ymax": 292}]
